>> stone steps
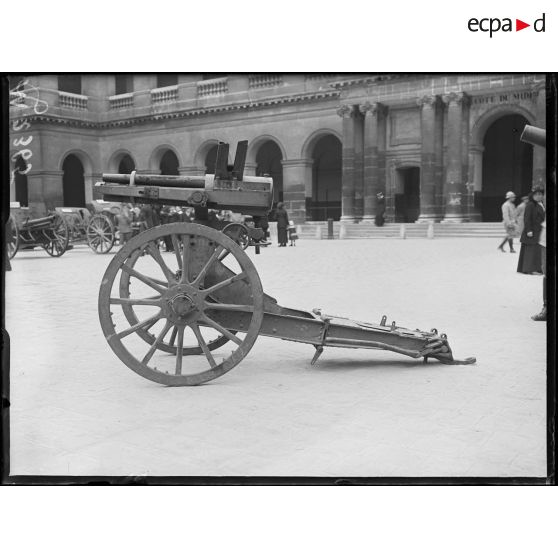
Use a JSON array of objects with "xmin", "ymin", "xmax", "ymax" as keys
[{"xmin": 292, "ymin": 222, "xmax": 505, "ymax": 239}]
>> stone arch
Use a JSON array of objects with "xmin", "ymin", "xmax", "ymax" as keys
[
  {"xmin": 58, "ymin": 148, "xmax": 94, "ymax": 176},
  {"xmin": 59, "ymin": 149, "xmax": 95, "ymax": 206},
  {"xmin": 193, "ymin": 139, "xmax": 221, "ymax": 169},
  {"xmin": 106, "ymin": 149, "xmax": 136, "ymax": 173},
  {"xmin": 300, "ymin": 128, "xmax": 342, "ymax": 160},
  {"xmin": 470, "ymin": 104, "xmax": 535, "ymax": 148},
  {"xmin": 305, "ymin": 131, "xmax": 343, "ymax": 220},
  {"xmin": 148, "ymin": 144, "xmax": 182, "ymax": 172},
  {"xmin": 247, "ymin": 134, "xmax": 287, "ymax": 165}
]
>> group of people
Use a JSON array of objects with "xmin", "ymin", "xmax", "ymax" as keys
[
  {"xmin": 498, "ymin": 186, "xmax": 546, "ymax": 321},
  {"xmin": 275, "ymin": 202, "xmax": 298, "ymax": 247}
]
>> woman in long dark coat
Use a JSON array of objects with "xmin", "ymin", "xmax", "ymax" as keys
[
  {"xmin": 275, "ymin": 202, "xmax": 289, "ymax": 247},
  {"xmin": 517, "ymin": 187, "xmax": 545, "ymax": 274}
]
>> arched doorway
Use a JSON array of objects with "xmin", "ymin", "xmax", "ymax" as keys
[
  {"xmin": 256, "ymin": 140, "xmax": 283, "ymax": 204},
  {"xmin": 309, "ymin": 135, "xmax": 341, "ymax": 220},
  {"xmin": 394, "ymin": 166, "xmax": 420, "ymax": 223},
  {"xmin": 118, "ymin": 154, "xmax": 135, "ymax": 174},
  {"xmin": 13, "ymin": 155, "xmax": 28, "ymax": 206},
  {"xmin": 160, "ymin": 150, "xmax": 179, "ymax": 175},
  {"xmin": 481, "ymin": 114, "xmax": 533, "ymax": 221},
  {"xmin": 62, "ymin": 154, "xmax": 85, "ymax": 207}
]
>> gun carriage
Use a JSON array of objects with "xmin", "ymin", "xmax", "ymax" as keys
[
  {"xmin": 8, "ymin": 207, "xmax": 70, "ymax": 259},
  {"xmin": 54, "ymin": 201, "xmax": 124, "ymax": 254},
  {"xmin": 94, "ymin": 141, "xmax": 475, "ymax": 386}
]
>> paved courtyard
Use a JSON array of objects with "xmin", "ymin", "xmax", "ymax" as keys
[{"xmin": 5, "ymin": 235, "xmax": 548, "ymax": 478}]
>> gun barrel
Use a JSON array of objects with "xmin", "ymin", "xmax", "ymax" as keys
[
  {"xmin": 520, "ymin": 125, "xmax": 546, "ymax": 148},
  {"xmin": 102, "ymin": 173, "xmax": 206, "ymax": 188}
]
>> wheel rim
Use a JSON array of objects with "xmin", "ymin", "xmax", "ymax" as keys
[
  {"xmin": 44, "ymin": 215, "xmax": 69, "ymax": 257},
  {"xmin": 223, "ymin": 223, "xmax": 250, "ymax": 250},
  {"xmin": 87, "ymin": 214, "xmax": 116, "ymax": 254},
  {"xmin": 98, "ymin": 223, "xmax": 264, "ymax": 386},
  {"xmin": 7, "ymin": 216, "xmax": 19, "ymax": 259}
]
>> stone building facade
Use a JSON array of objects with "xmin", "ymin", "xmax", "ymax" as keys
[{"xmin": 9, "ymin": 73, "xmax": 546, "ymax": 223}]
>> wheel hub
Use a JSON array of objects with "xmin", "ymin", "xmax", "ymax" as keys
[{"xmin": 164, "ymin": 285, "xmax": 203, "ymax": 324}]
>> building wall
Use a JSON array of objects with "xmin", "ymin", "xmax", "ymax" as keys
[{"xmin": 9, "ymin": 73, "xmax": 546, "ymax": 222}]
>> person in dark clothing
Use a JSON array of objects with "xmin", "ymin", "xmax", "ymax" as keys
[
  {"xmin": 375, "ymin": 192, "xmax": 386, "ymax": 227},
  {"xmin": 275, "ymin": 202, "xmax": 289, "ymax": 247},
  {"xmin": 517, "ymin": 187, "xmax": 545, "ymax": 275}
]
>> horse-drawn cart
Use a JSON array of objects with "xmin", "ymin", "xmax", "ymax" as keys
[{"xmin": 93, "ymin": 141, "xmax": 475, "ymax": 386}]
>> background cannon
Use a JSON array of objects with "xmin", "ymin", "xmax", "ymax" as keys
[
  {"xmin": 95, "ymin": 141, "xmax": 475, "ymax": 386},
  {"xmin": 520, "ymin": 125, "xmax": 546, "ymax": 148}
]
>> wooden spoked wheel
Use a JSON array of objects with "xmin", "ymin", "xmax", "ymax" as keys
[
  {"xmin": 98, "ymin": 223, "xmax": 265, "ymax": 386},
  {"xmin": 7, "ymin": 215, "xmax": 19, "ymax": 259},
  {"xmin": 222, "ymin": 222, "xmax": 250, "ymax": 250},
  {"xmin": 118, "ymin": 246, "xmax": 236, "ymax": 355},
  {"xmin": 43, "ymin": 214, "xmax": 69, "ymax": 257},
  {"xmin": 87, "ymin": 213, "xmax": 116, "ymax": 254}
]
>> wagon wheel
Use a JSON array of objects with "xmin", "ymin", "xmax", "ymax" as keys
[
  {"xmin": 118, "ymin": 245, "xmax": 237, "ymax": 355},
  {"xmin": 98, "ymin": 223, "xmax": 264, "ymax": 386},
  {"xmin": 43, "ymin": 214, "xmax": 69, "ymax": 257},
  {"xmin": 222, "ymin": 222, "xmax": 250, "ymax": 250},
  {"xmin": 7, "ymin": 215, "xmax": 19, "ymax": 259},
  {"xmin": 86, "ymin": 213, "xmax": 116, "ymax": 254}
]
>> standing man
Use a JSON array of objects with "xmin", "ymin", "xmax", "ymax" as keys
[
  {"xmin": 497, "ymin": 191, "xmax": 517, "ymax": 253},
  {"xmin": 531, "ymin": 191, "xmax": 547, "ymax": 322}
]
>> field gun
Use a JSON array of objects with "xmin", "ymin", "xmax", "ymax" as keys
[
  {"xmin": 94, "ymin": 141, "xmax": 475, "ymax": 386},
  {"xmin": 520, "ymin": 125, "xmax": 546, "ymax": 148}
]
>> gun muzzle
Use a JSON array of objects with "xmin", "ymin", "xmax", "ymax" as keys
[{"xmin": 520, "ymin": 125, "xmax": 546, "ymax": 148}]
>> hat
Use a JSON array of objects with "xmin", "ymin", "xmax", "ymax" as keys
[
  {"xmin": 505, "ymin": 191, "xmax": 516, "ymax": 199},
  {"xmin": 531, "ymin": 185, "xmax": 545, "ymax": 194}
]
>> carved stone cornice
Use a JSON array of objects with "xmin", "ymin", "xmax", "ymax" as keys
[
  {"xmin": 359, "ymin": 101, "xmax": 387, "ymax": 116},
  {"xmin": 416, "ymin": 95, "xmax": 438, "ymax": 108},
  {"xmin": 441, "ymin": 92, "xmax": 470, "ymax": 107},
  {"xmin": 10, "ymin": 90, "xmax": 341, "ymax": 130},
  {"xmin": 336, "ymin": 104, "xmax": 355, "ymax": 118}
]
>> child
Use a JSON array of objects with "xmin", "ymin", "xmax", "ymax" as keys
[{"xmin": 288, "ymin": 221, "xmax": 298, "ymax": 247}]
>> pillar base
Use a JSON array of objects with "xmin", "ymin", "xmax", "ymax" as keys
[{"xmin": 340, "ymin": 215, "xmax": 358, "ymax": 223}]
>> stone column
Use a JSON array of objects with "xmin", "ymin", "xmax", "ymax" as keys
[
  {"xmin": 360, "ymin": 101, "xmax": 383, "ymax": 221},
  {"xmin": 281, "ymin": 159, "xmax": 313, "ymax": 223},
  {"xmin": 337, "ymin": 104, "xmax": 357, "ymax": 222},
  {"xmin": 416, "ymin": 95, "xmax": 438, "ymax": 221},
  {"xmin": 467, "ymin": 145, "xmax": 484, "ymax": 221},
  {"xmin": 29, "ymin": 170, "xmax": 64, "ymax": 213},
  {"xmin": 441, "ymin": 92, "xmax": 468, "ymax": 222},
  {"xmin": 532, "ymin": 82, "xmax": 546, "ymax": 188}
]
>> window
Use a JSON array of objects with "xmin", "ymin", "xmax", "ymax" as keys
[
  {"xmin": 58, "ymin": 75, "xmax": 82, "ymax": 94},
  {"xmin": 115, "ymin": 75, "xmax": 134, "ymax": 95},
  {"xmin": 156, "ymin": 74, "xmax": 178, "ymax": 88}
]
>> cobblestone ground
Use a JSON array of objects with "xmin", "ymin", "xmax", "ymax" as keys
[{"xmin": 5, "ymin": 236, "xmax": 547, "ymax": 477}]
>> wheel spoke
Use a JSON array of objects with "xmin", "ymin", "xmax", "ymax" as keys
[
  {"xmin": 142, "ymin": 320, "xmax": 172, "ymax": 364},
  {"xmin": 191, "ymin": 324, "xmax": 217, "ymax": 367},
  {"xmin": 199, "ymin": 315, "xmax": 242, "ymax": 345},
  {"xmin": 171, "ymin": 235, "xmax": 182, "ymax": 269},
  {"xmin": 193, "ymin": 246, "xmax": 226, "ymax": 287},
  {"xmin": 168, "ymin": 326, "xmax": 178, "ymax": 346},
  {"xmin": 180, "ymin": 234, "xmax": 190, "ymax": 283},
  {"xmin": 203, "ymin": 271, "xmax": 247, "ymax": 295},
  {"xmin": 175, "ymin": 325, "xmax": 185, "ymax": 374},
  {"xmin": 113, "ymin": 312, "xmax": 162, "ymax": 340},
  {"xmin": 146, "ymin": 242, "xmax": 175, "ymax": 283},
  {"xmin": 120, "ymin": 263, "xmax": 167, "ymax": 293},
  {"xmin": 109, "ymin": 297, "xmax": 162, "ymax": 306}
]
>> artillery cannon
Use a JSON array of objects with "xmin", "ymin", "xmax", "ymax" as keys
[
  {"xmin": 94, "ymin": 141, "xmax": 475, "ymax": 386},
  {"xmin": 520, "ymin": 125, "xmax": 546, "ymax": 148},
  {"xmin": 8, "ymin": 207, "xmax": 70, "ymax": 258}
]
